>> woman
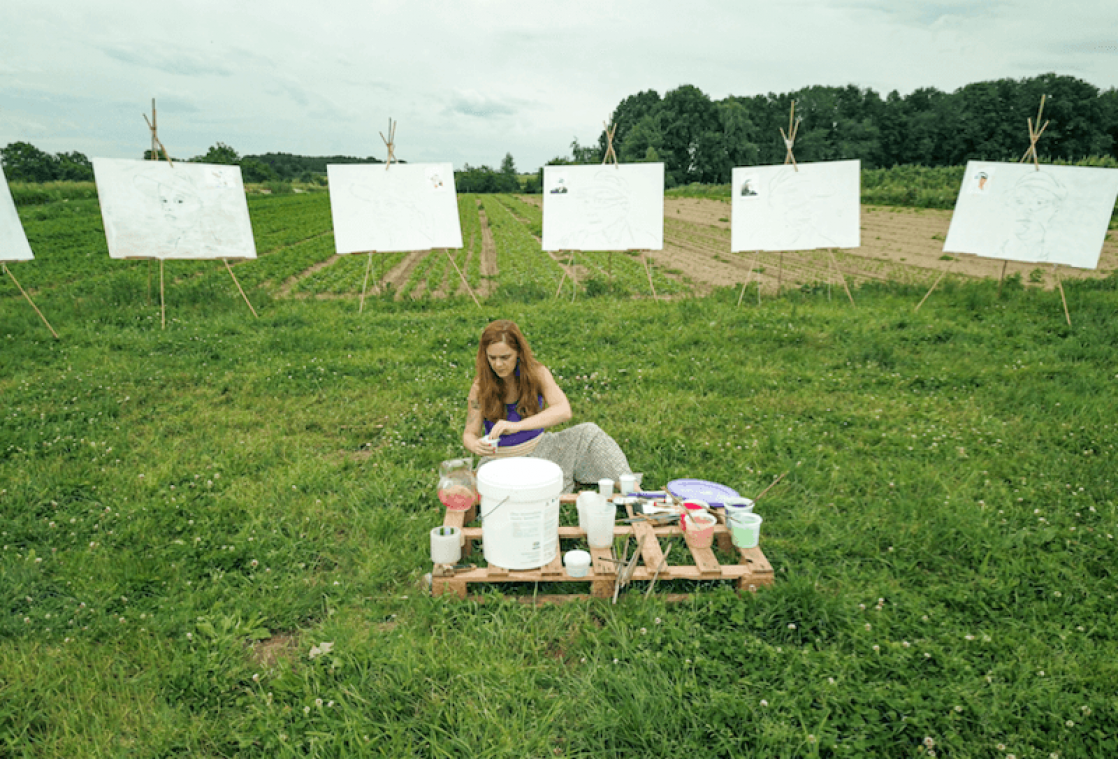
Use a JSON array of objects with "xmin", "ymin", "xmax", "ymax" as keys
[{"xmin": 463, "ymin": 320, "xmax": 631, "ymax": 493}]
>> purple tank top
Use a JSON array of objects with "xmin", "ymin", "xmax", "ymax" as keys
[{"xmin": 484, "ymin": 397, "xmax": 544, "ymax": 448}]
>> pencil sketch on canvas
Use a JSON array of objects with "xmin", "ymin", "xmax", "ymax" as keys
[
  {"xmin": 92, "ymin": 159, "xmax": 257, "ymax": 260},
  {"xmin": 731, "ymin": 160, "xmax": 861, "ymax": 252},
  {"xmin": 944, "ymin": 161, "xmax": 1118, "ymax": 270},
  {"xmin": 541, "ymin": 163, "xmax": 664, "ymax": 251},
  {"xmin": 1, "ymin": 165, "xmax": 35, "ymax": 262},
  {"xmin": 326, "ymin": 163, "xmax": 463, "ymax": 254}
]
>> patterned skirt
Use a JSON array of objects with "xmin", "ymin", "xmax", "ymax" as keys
[{"xmin": 482, "ymin": 422, "xmax": 631, "ymax": 494}]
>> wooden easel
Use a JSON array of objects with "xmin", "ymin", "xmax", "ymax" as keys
[
  {"xmin": 739, "ymin": 101, "xmax": 853, "ymax": 306},
  {"xmin": 552, "ymin": 119, "xmax": 657, "ymax": 300},
  {"xmin": 3, "ymin": 263, "xmax": 59, "ymax": 339},
  {"xmin": 919, "ymin": 97, "xmax": 1070, "ymax": 323},
  {"xmin": 142, "ymin": 99, "xmax": 258, "ymax": 328},
  {"xmin": 357, "ymin": 120, "xmax": 480, "ymax": 311},
  {"xmin": 1019, "ymin": 96, "xmax": 1070, "ymax": 325},
  {"xmin": 358, "ymin": 119, "xmax": 397, "ymax": 312}
]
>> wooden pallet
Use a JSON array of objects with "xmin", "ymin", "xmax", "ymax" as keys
[{"xmin": 430, "ymin": 495, "xmax": 773, "ymax": 602}]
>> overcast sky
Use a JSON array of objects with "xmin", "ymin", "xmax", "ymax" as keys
[{"xmin": 2, "ymin": 0, "xmax": 1116, "ymax": 172}]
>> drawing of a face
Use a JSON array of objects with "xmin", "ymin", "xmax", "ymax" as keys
[
  {"xmin": 583, "ymin": 171, "xmax": 630, "ymax": 229},
  {"xmin": 976, "ymin": 172, "xmax": 989, "ymax": 191},
  {"xmin": 1007, "ymin": 172, "xmax": 1065, "ymax": 242},
  {"xmin": 157, "ymin": 182, "xmax": 203, "ymax": 228}
]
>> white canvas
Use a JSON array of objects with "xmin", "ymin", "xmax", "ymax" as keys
[
  {"xmin": 1, "ymin": 165, "xmax": 35, "ymax": 262},
  {"xmin": 92, "ymin": 158, "xmax": 256, "ymax": 260},
  {"xmin": 944, "ymin": 161, "xmax": 1118, "ymax": 270},
  {"xmin": 731, "ymin": 160, "xmax": 861, "ymax": 252},
  {"xmin": 542, "ymin": 163, "xmax": 664, "ymax": 251},
  {"xmin": 327, "ymin": 163, "xmax": 462, "ymax": 254}
]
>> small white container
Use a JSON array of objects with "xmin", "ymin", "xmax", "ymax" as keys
[
  {"xmin": 430, "ymin": 526, "xmax": 462, "ymax": 564},
  {"xmin": 564, "ymin": 550, "xmax": 591, "ymax": 578},
  {"xmin": 598, "ymin": 478, "xmax": 614, "ymax": 499},
  {"xmin": 619, "ymin": 472, "xmax": 642, "ymax": 494}
]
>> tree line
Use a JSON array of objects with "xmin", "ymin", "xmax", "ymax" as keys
[
  {"xmin": 5, "ymin": 73, "xmax": 1116, "ymax": 191},
  {"xmin": 575, "ymin": 74, "xmax": 1117, "ymax": 187}
]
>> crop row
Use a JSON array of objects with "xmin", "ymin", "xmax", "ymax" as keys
[
  {"xmin": 479, "ymin": 196, "xmax": 564, "ymax": 299},
  {"xmin": 247, "ymin": 192, "xmax": 333, "ymax": 252}
]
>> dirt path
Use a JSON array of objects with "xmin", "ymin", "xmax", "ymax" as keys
[
  {"xmin": 454, "ymin": 232, "xmax": 477, "ymax": 298},
  {"xmin": 381, "ymin": 251, "xmax": 428, "ymax": 298},
  {"xmin": 477, "ymin": 200, "xmax": 499, "ymax": 297}
]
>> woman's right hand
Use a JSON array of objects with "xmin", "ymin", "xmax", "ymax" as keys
[{"xmin": 469, "ymin": 436, "xmax": 497, "ymax": 457}]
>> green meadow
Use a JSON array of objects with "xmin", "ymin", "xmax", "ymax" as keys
[{"xmin": 2, "ymin": 190, "xmax": 1117, "ymax": 758}]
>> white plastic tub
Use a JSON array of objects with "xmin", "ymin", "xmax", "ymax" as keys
[{"xmin": 477, "ymin": 457, "xmax": 563, "ymax": 570}]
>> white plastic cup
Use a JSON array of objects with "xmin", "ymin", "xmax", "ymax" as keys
[
  {"xmin": 728, "ymin": 512, "xmax": 763, "ymax": 549},
  {"xmin": 564, "ymin": 550, "xmax": 591, "ymax": 578},
  {"xmin": 619, "ymin": 472, "xmax": 642, "ymax": 494},
  {"xmin": 598, "ymin": 478, "xmax": 614, "ymax": 499},
  {"xmin": 682, "ymin": 510, "xmax": 717, "ymax": 548},
  {"xmin": 583, "ymin": 497, "xmax": 615, "ymax": 549},
  {"xmin": 576, "ymin": 491, "xmax": 599, "ymax": 533},
  {"xmin": 723, "ymin": 497, "xmax": 754, "ymax": 520}
]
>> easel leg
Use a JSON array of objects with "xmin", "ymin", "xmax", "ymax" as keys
[
  {"xmin": 997, "ymin": 260, "xmax": 1008, "ymax": 297},
  {"xmin": 828, "ymin": 249, "xmax": 855, "ymax": 305},
  {"xmin": 160, "ymin": 259, "xmax": 166, "ymax": 330},
  {"xmin": 778, "ymin": 252, "xmax": 783, "ymax": 295},
  {"xmin": 445, "ymin": 248, "xmax": 481, "ymax": 308},
  {"xmin": 1054, "ymin": 264, "xmax": 1071, "ymax": 326},
  {"xmin": 554, "ymin": 250, "xmax": 569, "ymax": 299},
  {"xmin": 224, "ymin": 259, "xmax": 258, "ymax": 317},
  {"xmin": 359, "ymin": 251, "xmax": 374, "ymax": 313},
  {"xmin": 737, "ymin": 255, "xmax": 755, "ymax": 307},
  {"xmin": 569, "ymin": 252, "xmax": 578, "ymax": 302},
  {"xmin": 755, "ymin": 253, "xmax": 762, "ymax": 306},
  {"xmin": 3, "ymin": 264, "xmax": 59, "ymax": 339},
  {"xmin": 915, "ymin": 259, "xmax": 954, "ymax": 313},
  {"xmin": 644, "ymin": 252, "xmax": 657, "ymax": 298}
]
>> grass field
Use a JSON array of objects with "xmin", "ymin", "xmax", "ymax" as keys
[{"xmin": 2, "ymin": 189, "xmax": 1117, "ymax": 757}]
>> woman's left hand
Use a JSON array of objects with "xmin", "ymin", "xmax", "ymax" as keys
[{"xmin": 487, "ymin": 419, "xmax": 519, "ymax": 439}]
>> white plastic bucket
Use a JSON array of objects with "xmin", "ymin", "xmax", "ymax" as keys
[{"xmin": 477, "ymin": 457, "xmax": 563, "ymax": 570}]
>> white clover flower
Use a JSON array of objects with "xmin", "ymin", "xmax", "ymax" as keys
[{"xmin": 309, "ymin": 642, "xmax": 334, "ymax": 659}]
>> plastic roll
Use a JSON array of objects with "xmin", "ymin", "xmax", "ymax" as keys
[{"xmin": 430, "ymin": 526, "xmax": 462, "ymax": 564}]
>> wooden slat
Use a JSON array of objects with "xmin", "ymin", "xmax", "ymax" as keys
[{"xmin": 431, "ymin": 491, "xmax": 773, "ymax": 601}]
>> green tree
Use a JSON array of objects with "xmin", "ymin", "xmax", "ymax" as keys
[
  {"xmin": 658, "ymin": 85, "xmax": 722, "ymax": 184},
  {"xmin": 601, "ymin": 89, "xmax": 662, "ymax": 157},
  {"xmin": 240, "ymin": 158, "xmax": 278, "ymax": 183},
  {"xmin": 619, "ymin": 113, "xmax": 664, "ymax": 164},
  {"xmin": 192, "ymin": 142, "xmax": 240, "ymax": 165},
  {"xmin": 1, "ymin": 141, "xmax": 57, "ymax": 182},
  {"xmin": 570, "ymin": 138, "xmax": 600, "ymax": 164},
  {"xmin": 55, "ymin": 151, "xmax": 94, "ymax": 181}
]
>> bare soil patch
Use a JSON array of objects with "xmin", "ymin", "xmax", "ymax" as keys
[
  {"xmin": 382, "ymin": 251, "xmax": 429, "ymax": 299},
  {"xmin": 658, "ymin": 197, "xmax": 1118, "ymax": 294}
]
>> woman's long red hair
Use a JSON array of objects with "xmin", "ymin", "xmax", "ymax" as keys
[{"xmin": 475, "ymin": 320, "xmax": 543, "ymax": 422}]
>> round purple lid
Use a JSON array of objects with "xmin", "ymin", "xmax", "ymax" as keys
[{"xmin": 666, "ymin": 479, "xmax": 740, "ymax": 508}]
